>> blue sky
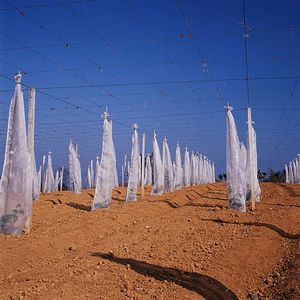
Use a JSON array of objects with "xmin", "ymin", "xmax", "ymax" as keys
[{"xmin": 0, "ymin": 0, "xmax": 299, "ymax": 182}]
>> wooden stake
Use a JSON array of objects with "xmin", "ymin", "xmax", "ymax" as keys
[
  {"xmin": 26, "ymin": 87, "xmax": 36, "ymax": 233},
  {"xmin": 247, "ymin": 107, "xmax": 255, "ymax": 211},
  {"xmin": 141, "ymin": 133, "xmax": 146, "ymax": 198}
]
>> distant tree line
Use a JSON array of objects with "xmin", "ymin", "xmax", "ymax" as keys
[{"xmin": 217, "ymin": 169, "xmax": 286, "ymax": 183}]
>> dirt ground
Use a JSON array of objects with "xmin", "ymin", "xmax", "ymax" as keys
[{"xmin": 0, "ymin": 183, "xmax": 299, "ymax": 300}]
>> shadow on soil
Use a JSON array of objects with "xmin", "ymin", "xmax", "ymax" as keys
[
  {"xmin": 66, "ymin": 202, "xmax": 91, "ymax": 212},
  {"xmin": 202, "ymin": 218, "xmax": 300, "ymax": 240},
  {"xmin": 278, "ymin": 184, "xmax": 300, "ymax": 198},
  {"xmin": 91, "ymin": 252, "xmax": 239, "ymax": 300},
  {"xmin": 263, "ymin": 203, "xmax": 300, "ymax": 209},
  {"xmin": 45, "ymin": 199, "xmax": 62, "ymax": 205},
  {"xmin": 162, "ymin": 200, "xmax": 225, "ymax": 210}
]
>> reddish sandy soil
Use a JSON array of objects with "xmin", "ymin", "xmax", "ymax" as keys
[{"xmin": 0, "ymin": 183, "xmax": 299, "ymax": 300}]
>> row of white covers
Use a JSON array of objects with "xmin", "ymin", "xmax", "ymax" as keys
[
  {"xmin": 285, "ymin": 154, "xmax": 300, "ymax": 183},
  {"xmin": 125, "ymin": 126, "xmax": 215, "ymax": 201}
]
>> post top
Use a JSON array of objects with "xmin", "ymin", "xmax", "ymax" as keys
[
  {"xmin": 15, "ymin": 71, "xmax": 22, "ymax": 83},
  {"xmin": 224, "ymin": 102, "xmax": 233, "ymax": 111},
  {"xmin": 101, "ymin": 111, "xmax": 109, "ymax": 119}
]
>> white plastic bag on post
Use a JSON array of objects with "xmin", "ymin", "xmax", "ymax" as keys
[
  {"xmin": 54, "ymin": 171, "xmax": 59, "ymax": 192},
  {"xmin": 0, "ymin": 73, "xmax": 32, "ymax": 235},
  {"xmin": 285, "ymin": 164, "xmax": 289, "ymax": 183},
  {"xmin": 183, "ymin": 147, "xmax": 190, "ymax": 186},
  {"xmin": 172, "ymin": 161, "xmax": 176, "ymax": 187},
  {"xmin": 59, "ymin": 166, "xmax": 64, "ymax": 191},
  {"xmin": 162, "ymin": 138, "xmax": 174, "ymax": 192},
  {"xmin": 212, "ymin": 163, "xmax": 216, "ymax": 183},
  {"xmin": 190, "ymin": 152, "xmax": 195, "ymax": 185},
  {"xmin": 144, "ymin": 154, "xmax": 152, "ymax": 185},
  {"xmin": 126, "ymin": 124, "xmax": 139, "ymax": 201},
  {"xmin": 151, "ymin": 132, "xmax": 164, "ymax": 195},
  {"xmin": 69, "ymin": 142, "xmax": 82, "ymax": 194},
  {"xmin": 87, "ymin": 165, "xmax": 92, "ymax": 188},
  {"xmin": 43, "ymin": 152, "xmax": 55, "ymax": 193},
  {"xmin": 95, "ymin": 155, "xmax": 100, "ymax": 185},
  {"xmin": 203, "ymin": 157, "xmax": 207, "ymax": 183},
  {"xmin": 296, "ymin": 154, "xmax": 300, "ymax": 183},
  {"xmin": 226, "ymin": 106, "xmax": 246, "ymax": 212},
  {"xmin": 289, "ymin": 162, "xmax": 293, "ymax": 183},
  {"xmin": 92, "ymin": 112, "xmax": 115, "ymax": 209},
  {"xmin": 197, "ymin": 155, "xmax": 200, "ymax": 183},
  {"xmin": 292, "ymin": 161, "xmax": 297, "ymax": 183},
  {"xmin": 199, "ymin": 155, "xmax": 203, "ymax": 183},
  {"xmin": 209, "ymin": 161, "xmax": 213, "ymax": 183},
  {"xmin": 207, "ymin": 160, "xmax": 211, "ymax": 183}
]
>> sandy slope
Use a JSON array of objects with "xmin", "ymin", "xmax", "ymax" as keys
[{"xmin": 0, "ymin": 183, "xmax": 299, "ymax": 300}]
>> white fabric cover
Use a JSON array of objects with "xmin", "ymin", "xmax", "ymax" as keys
[
  {"xmin": 226, "ymin": 107, "xmax": 246, "ymax": 212},
  {"xmin": 87, "ymin": 165, "xmax": 92, "ymax": 188},
  {"xmin": 43, "ymin": 152, "xmax": 55, "ymax": 193},
  {"xmin": 203, "ymin": 157, "xmax": 208, "ymax": 183},
  {"xmin": 172, "ymin": 162, "xmax": 176, "ymax": 187},
  {"xmin": 198, "ymin": 155, "xmax": 203, "ymax": 183},
  {"xmin": 292, "ymin": 161, "xmax": 297, "ymax": 183},
  {"xmin": 190, "ymin": 152, "xmax": 195, "ymax": 186},
  {"xmin": 126, "ymin": 125, "xmax": 139, "ymax": 201},
  {"xmin": 289, "ymin": 162, "xmax": 293, "ymax": 183},
  {"xmin": 54, "ymin": 170, "xmax": 59, "ymax": 192},
  {"xmin": 296, "ymin": 155, "xmax": 300, "ymax": 183},
  {"xmin": 144, "ymin": 154, "xmax": 152, "ymax": 185},
  {"xmin": 95, "ymin": 155, "xmax": 100, "ymax": 184},
  {"xmin": 41, "ymin": 154, "xmax": 46, "ymax": 192},
  {"xmin": 92, "ymin": 116, "xmax": 116, "ymax": 209},
  {"xmin": 59, "ymin": 166, "xmax": 64, "ymax": 191},
  {"xmin": 0, "ymin": 74, "xmax": 32, "ymax": 235},
  {"xmin": 183, "ymin": 147, "xmax": 190, "ymax": 186},
  {"xmin": 212, "ymin": 163, "xmax": 216, "ymax": 183},
  {"xmin": 174, "ymin": 143, "xmax": 182, "ymax": 189},
  {"xmin": 285, "ymin": 164, "xmax": 289, "ymax": 183},
  {"xmin": 151, "ymin": 132, "xmax": 164, "ymax": 195},
  {"xmin": 69, "ymin": 142, "xmax": 82, "ymax": 194},
  {"xmin": 162, "ymin": 138, "xmax": 174, "ymax": 192}
]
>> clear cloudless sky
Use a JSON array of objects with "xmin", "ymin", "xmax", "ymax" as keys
[{"xmin": 0, "ymin": 0, "xmax": 299, "ymax": 185}]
